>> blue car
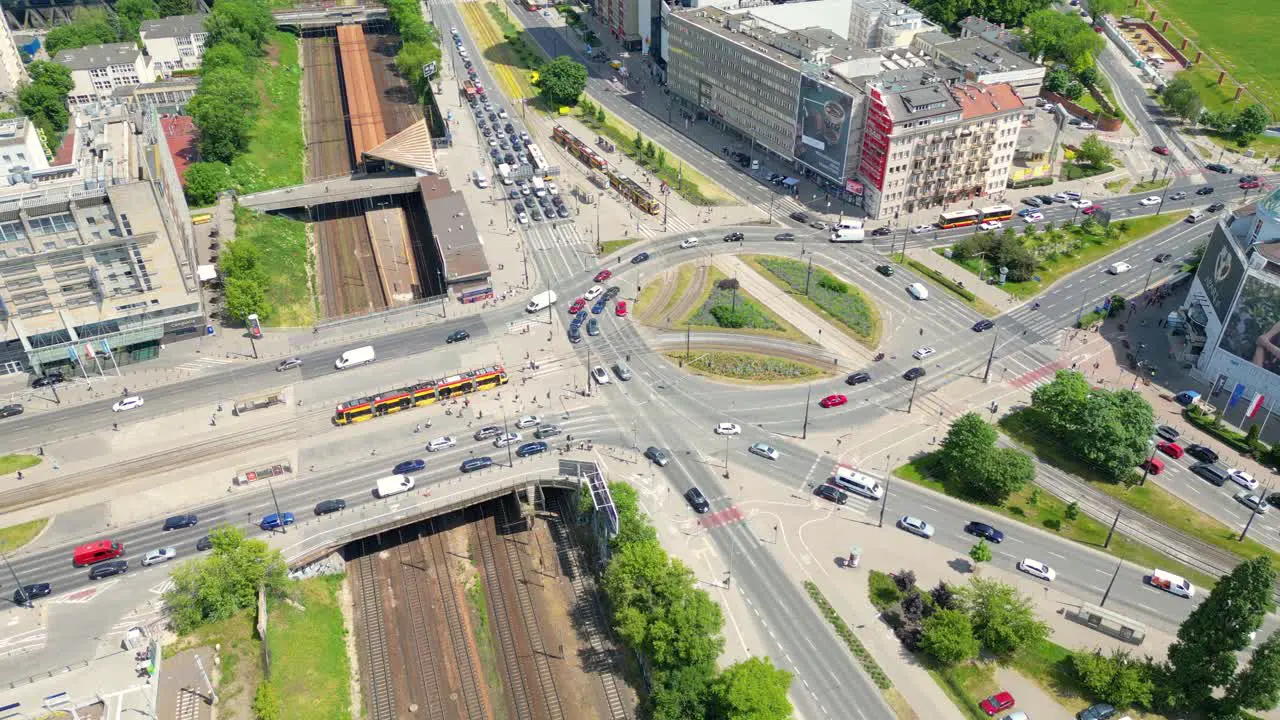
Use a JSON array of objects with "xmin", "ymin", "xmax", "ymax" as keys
[
  {"xmin": 393, "ymin": 459, "xmax": 426, "ymax": 475},
  {"xmin": 516, "ymin": 441, "xmax": 548, "ymax": 457},
  {"xmin": 591, "ymin": 297, "xmax": 607, "ymax": 314},
  {"xmin": 576, "ymin": 310, "xmax": 588, "ymax": 323},
  {"xmin": 260, "ymin": 512, "xmax": 295, "ymax": 531},
  {"xmin": 461, "ymin": 456, "xmax": 494, "ymax": 473}
]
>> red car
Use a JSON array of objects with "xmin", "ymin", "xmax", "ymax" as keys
[
  {"xmin": 1081, "ymin": 205, "xmax": 1099, "ymax": 215},
  {"xmin": 980, "ymin": 691, "xmax": 1015, "ymax": 716},
  {"xmin": 1157, "ymin": 441, "xmax": 1184, "ymax": 459},
  {"xmin": 1152, "ymin": 145, "xmax": 1170, "ymax": 156},
  {"xmin": 819, "ymin": 394, "xmax": 848, "ymax": 408},
  {"xmin": 568, "ymin": 298, "xmax": 586, "ymax": 314},
  {"xmin": 1240, "ymin": 180, "xmax": 1262, "ymax": 189},
  {"xmin": 615, "ymin": 300, "xmax": 628, "ymax": 317},
  {"xmin": 594, "ymin": 269, "xmax": 613, "ymax": 282}
]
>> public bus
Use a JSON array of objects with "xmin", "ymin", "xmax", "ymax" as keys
[
  {"xmin": 979, "ymin": 204, "xmax": 1014, "ymax": 222},
  {"xmin": 937, "ymin": 209, "xmax": 980, "ymax": 229},
  {"xmin": 527, "ymin": 144, "xmax": 549, "ymax": 174},
  {"xmin": 334, "ymin": 365, "xmax": 509, "ymax": 425}
]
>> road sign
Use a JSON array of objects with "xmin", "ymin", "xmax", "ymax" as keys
[{"xmin": 422, "ymin": 62, "xmax": 437, "ymax": 78}]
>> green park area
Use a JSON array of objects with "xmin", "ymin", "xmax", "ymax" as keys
[
  {"xmin": 939, "ymin": 214, "xmax": 1178, "ymax": 300},
  {"xmin": 264, "ymin": 575, "xmax": 354, "ymax": 720},
  {"xmin": 743, "ymin": 255, "xmax": 881, "ymax": 347},
  {"xmin": 669, "ymin": 351, "xmax": 827, "ymax": 383},
  {"xmin": 227, "ymin": 207, "xmax": 313, "ymax": 327},
  {"xmin": 234, "ymin": 32, "xmax": 304, "ymax": 194},
  {"xmin": 682, "ymin": 267, "xmax": 807, "ymax": 342},
  {"xmin": 0, "ymin": 517, "xmax": 48, "ymax": 553}
]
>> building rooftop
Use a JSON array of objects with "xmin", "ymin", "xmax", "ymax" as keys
[
  {"xmin": 950, "ymin": 82, "xmax": 1022, "ymax": 119},
  {"xmin": 931, "ymin": 35, "xmax": 1038, "ymax": 73},
  {"xmin": 54, "ymin": 42, "xmax": 142, "ymax": 71},
  {"xmin": 957, "ymin": 16, "xmax": 1026, "ymax": 53},
  {"xmin": 160, "ymin": 114, "xmax": 197, "ymax": 182},
  {"xmin": 417, "ymin": 177, "xmax": 490, "ymax": 284},
  {"xmin": 139, "ymin": 14, "xmax": 207, "ymax": 38}
]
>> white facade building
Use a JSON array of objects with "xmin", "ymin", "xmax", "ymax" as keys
[
  {"xmin": 0, "ymin": 20, "xmax": 27, "ymax": 97},
  {"xmin": 0, "ymin": 117, "xmax": 49, "ymax": 174},
  {"xmin": 55, "ymin": 43, "xmax": 157, "ymax": 106},
  {"xmin": 139, "ymin": 15, "xmax": 209, "ymax": 74}
]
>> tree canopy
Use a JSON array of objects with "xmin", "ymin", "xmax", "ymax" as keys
[
  {"xmin": 1161, "ymin": 77, "xmax": 1204, "ymax": 124},
  {"xmin": 905, "ymin": 0, "xmax": 1051, "ymax": 30},
  {"xmin": 707, "ymin": 657, "xmax": 795, "ymax": 720},
  {"xmin": 936, "ymin": 413, "xmax": 1034, "ymax": 503},
  {"xmin": 1029, "ymin": 370, "xmax": 1154, "ymax": 481},
  {"xmin": 163, "ymin": 525, "xmax": 288, "ymax": 633},
  {"xmin": 537, "ymin": 56, "xmax": 588, "ymax": 107},
  {"xmin": 117, "ymin": 0, "xmax": 159, "ymax": 40},
  {"xmin": 1077, "ymin": 134, "xmax": 1114, "ymax": 168},
  {"xmin": 184, "ymin": 162, "xmax": 234, "ymax": 208},
  {"xmin": 919, "ymin": 608, "xmax": 980, "ymax": 664},
  {"xmin": 957, "ymin": 577, "xmax": 1049, "ymax": 656},
  {"xmin": 44, "ymin": 8, "xmax": 119, "ymax": 57}
]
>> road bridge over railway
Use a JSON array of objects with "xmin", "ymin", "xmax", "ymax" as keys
[
  {"xmin": 272, "ymin": 5, "xmax": 389, "ymax": 30},
  {"xmin": 238, "ymin": 173, "xmax": 422, "ymax": 213}
]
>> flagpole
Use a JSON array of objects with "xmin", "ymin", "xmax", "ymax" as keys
[{"xmin": 1257, "ymin": 400, "xmax": 1274, "ymax": 436}]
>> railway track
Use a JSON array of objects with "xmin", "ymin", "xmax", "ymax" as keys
[
  {"xmin": 546, "ymin": 495, "xmax": 630, "ymax": 720},
  {"xmin": 494, "ymin": 500, "xmax": 565, "ymax": 720},
  {"xmin": 471, "ymin": 505, "xmax": 536, "ymax": 719},
  {"xmin": 426, "ymin": 520, "xmax": 489, "ymax": 719},
  {"xmin": 393, "ymin": 528, "xmax": 448, "ymax": 720},
  {"xmin": 352, "ymin": 539, "xmax": 398, "ymax": 720}
]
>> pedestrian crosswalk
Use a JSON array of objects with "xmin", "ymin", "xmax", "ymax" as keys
[{"xmin": 173, "ymin": 356, "xmax": 234, "ymax": 374}]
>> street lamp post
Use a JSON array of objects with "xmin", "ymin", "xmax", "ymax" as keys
[
  {"xmin": 907, "ymin": 375, "xmax": 920, "ymax": 414},
  {"xmin": 1240, "ymin": 485, "xmax": 1269, "ymax": 541},
  {"xmin": 2, "ymin": 550, "xmax": 30, "ymax": 607},
  {"xmin": 878, "ymin": 454, "xmax": 891, "ymax": 528},
  {"xmin": 265, "ymin": 473, "xmax": 285, "ymax": 534},
  {"xmin": 1099, "ymin": 560, "xmax": 1122, "ymax": 607},
  {"xmin": 801, "ymin": 383, "xmax": 812, "ymax": 439}
]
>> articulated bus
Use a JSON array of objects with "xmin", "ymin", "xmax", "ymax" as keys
[
  {"xmin": 334, "ymin": 365, "xmax": 509, "ymax": 425},
  {"xmin": 938, "ymin": 209, "xmax": 980, "ymax": 229},
  {"xmin": 979, "ymin": 204, "xmax": 1014, "ymax": 222}
]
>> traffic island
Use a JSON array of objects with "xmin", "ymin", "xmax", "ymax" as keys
[{"xmin": 664, "ymin": 350, "xmax": 831, "ymax": 384}]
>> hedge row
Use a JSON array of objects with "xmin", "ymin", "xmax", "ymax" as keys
[
  {"xmin": 903, "ymin": 258, "xmax": 978, "ymax": 302},
  {"xmin": 1009, "ymin": 176, "xmax": 1055, "ymax": 189},
  {"xmin": 802, "ymin": 580, "xmax": 892, "ymax": 689}
]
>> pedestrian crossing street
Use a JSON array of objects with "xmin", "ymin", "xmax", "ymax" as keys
[{"xmin": 173, "ymin": 356, "xmax": 235, "ymax": 374}]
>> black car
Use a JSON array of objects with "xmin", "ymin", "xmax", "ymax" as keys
[
  {"xmin": 876, "ymin": 264, "xmax": 895, "ymax": 277},
  {"xmin": 530, "ymin": 208, "xmax": 542, "ymax": 221},
  {"xmin": 870, "ymin": 226, "xmax": 893, "ymax": 237},
  {"xmin": 523, "ymin": 196, "xmax": 535, "ymax": 208},
  {"xmin": 0, "ymin": 404, "xmax": 23, "ymax": 418},
  {"xmin": 461, "ymin": 456, "xmax": 494, "ymax": 473},
  {"xmin": 1196, "ymin": 186, "xmax": 1215, "ymax": 195},
  {"xmin": 685, "ymin": 487, "xmax": 711, "ymax": 513},
  {"xmin": 815, "ymin": 484, "xmax": 847, "ymax": 505},
  {"xmin": 1185, "ymin": 444, "xmax": 1219, "ymax": 462},
  {"xmin": 474, "ymin": 425, "xmax": 504, "ymax": 440},
  {"xmin": 446, "ymin": 329, "xmax": 470, "ymax": 344},
  {"xmin": 12, "ymin": 583, "xmax": 51, "ymax": 605},
  {"xmin": 315, "ymin": 499, "xmax": 347, "ymax": 515},
  {"xmin": 644, "ymin": 446, "xmax": 670, "ymax": 466},
  {"xmin": 32, "ymin": 371, "xmax": 65, "ymax": 388},
  {"xmin": 557, "ymin": 206, "xmax": 570, "ymax": 218},
  {"xmin": 503, "ymin": 153, "xmax": 516, "ymax": 165},
  {"xmin": 1267, "ymin": 492, "xmax": 1280, "ymax": 510},
  {"xmin": 789, "ymin": 211, "xmax": 810, "ymax": 223},
  {"xmin": 1208, "ymin": 202, "xmax": 1226, "ymax": 212},
  {"xmin": 568, "ymin": 327, "xmax": 582, "ymax": 343},
  {"xmin": 1154, "ymin": 253, "xmax": 1173, "ymax": 263},
  {"xmin": 775, "ymin": 232, "xmax": 795, "ymax": 241},
  {"xmin": 631, "ymin": 252, "xmax": 650, "ymax": 264},
  {"xmin": 846, "ymin": 372, "xmax": 871, "ymax": 385},
  {"xmin": 1076, "ymin": 703, "xmax": 1117, "ymax": 720},
  {"xmin": 604, "ymin": 286, "xmax": 621, "ymax": 300},
  {"xmin": 1191, "ymin": 462, "xmax": 1230, "ymax": 487},
  {"xmin": 196, "ymin": 535, "xmax": 213, "ymax": 552},
  {"xmin": 723, "ymin": 232, "xmax": 744, "ymax": 242},
  {"xmin": 1241, "ymin": 175, "xmax": 1260, "ymax": 184},
  {"xmin": 972, "ymin": 319, "xmax": 995, "ymax": 332},
  {"xmin": 163, "ymin": 514, "xmax": 198, "ymax": 531},
  {"xmin": 964, "ymin": 521, "xmax": 1004, "ymax": 543},
  {"xmin": 1021, "ymin": 196, "xmax": 1042, "ymax": 208},
  {"xmin": 89, "ymin": 560, "xmax": 128, "ymax": 580},
  {"xmin": 1205, "ymin": 163, "xmax": 1232, "ymax": 174},
  {"xmin": 516, "ymin": 441, "xmax": 548, "ymax": 457},
  {"xmin": 1155, "ymin": 424, "xmax": 1180, "ymax": 442},
  {"xmin": 903, "ymin": 367, "xmax": 925, "ymax": 381}
]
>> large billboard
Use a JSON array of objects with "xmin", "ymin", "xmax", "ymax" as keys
[
  {"xmin": 1196, "ymin": 224, "xmax": 1248, "ymax": 323},
  {"xmin": 1219, "ymin": 274, "xmax": 1280, "ymax": 374},
  {"xmin": 794, "ymin": 74, "xmax": 855, "ymax": 182}
]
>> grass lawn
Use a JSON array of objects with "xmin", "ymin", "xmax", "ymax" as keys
[
  {"xmin": 232, "ymin": 32, "xmax": 303, "ymax": 194},
  {"xmin": 0, "ymin": 454, "xmax": 40, "ymax": 475},
  {"xmin": 0, "ymin": 518, "xmax": 47, "ymax": 552},
  {"xmin": 1130, "ymin": 178, "xmax": 1170, "ymax": 193},
  {"xmin": 929, "ymin": 661, "xmax": 996, "ymax": 720},
  {"xmin": 233, "ymin": 206, "xmax": 314, "ymax": 327},
  {"xmin": 165, "ymin": 606, "xmax": 263, "ymax": 714},
  {"xmin": 1149, "ymin": 3, "xmax": 1280, "ymax": 116},
  {"xmin": 467, "ymin": 577, "xmax": 506, "ymax": 698},
  {"xmin": 683, "ymin": 267, "xmax": 808, "ymax": 342},
  {"xmin": 667, "ymin": 351, "xmax": 828, "ymax": 383},
  {"xmin": 1104, "ymin": 178, "xmax": 1129, "ymax": 193},
  {"xmin": 1061, "ymin": 162, "xmax": 1114, "ymax": 181},
  {"xmin": 601, "ymin": 239, "xmax": 637, "ymax": 255},
  {"xmin": 475, "ymin": 2, "xmax": 543, "ymax": 102},
  {"xmin": 903, "ymin": 257, "xmax": 1000, "ymax": 316},
  {"xmin": 941, "ymin": 214, "xmax": 1179, "ymax": 300},
  {"xmin": 266, "ymin": 575, "xmax": 353, "ymax": 720},
  {"xmin": 895, "ymin": 453, "xmax": 1218, "ymax": 590},
  {"xmin": 743, "ymin": 254, "xmax": 881, "ymax": 347}
]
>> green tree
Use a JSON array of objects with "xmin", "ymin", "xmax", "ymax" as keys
[
  {"xmin": 44, "ymin": 9, "xmax": 119, "ymax": 57},
  {"xmin": 969, "ymin": 540, "xmax": 992, "ymax": 567},
  {"xmin": 1161, "ymin": 77, "xmax": 1204, "ymax": 124},
  {"xmin": 919, "ymin": 608, "xmax": 979, "ymax": 665},
  {"xmin": 252, "ymin": 681, "xmax": 282, "ymax": 720},
  {"xmin": 163, "ymin": 526, "xmax": 288, "ymax": 633},
  {"xmin": 219, "ymin": 237, "xmax": 262, "ymax": 279},
  {"xmin": 1071, "ymin": 649, "xmax": 1155, "ymax": 708},
  {"xmin": 605, "ymin": 482, "xmax": 659, "ymax": 550},
  {"xmin": 648, "ymin": 665, "xmax": 715, "ymax": 720},
  {"xmin": 223, "ymin": 275, "xmax": 270, "ymax": 323},
  {"xmin": 707, "ymin": 657, "xmax": 794, "ymax": 720},
  {"xmin": 205, "ymin": 0, "xmax": 272, "ymax": 57},
  {"xmin": 1077, "ymin": 134, "xmax": 1114, "ymax": 167},
  {"xmin": 200, "ymin": 43, "xmax": 251, "ymax": 75},
  {"xmin": 17, "ymin": 83, "xmax": 70, "ymax": 135},
  {"xmin": 596, "ymin": 107, "xmax": 606, "ymax": 124},
  {"xmin": 1044, "ymin": 66, "xmax": 1071, "ymax": 94},
  {"xmin": 957, "ymin": 577, "xmax": 1050, "ymax": 656},
  {"xmin": 26, "ymin": 61, "xmax": 74, "ymax": 95},
  {"xmin": 1233, "ymin": 103, "xmax": 1271, "ymax": 141},
  {"xmin": 195, "ymin": 67, "xmax": 259, "ymax": 115},
  {"xmin": 191, "ymin": 99, "xmax": 251, "ymax": 163},
  {"xmin": 396, "ymin": 40, "xmax": 442, "ymax": 96},
  {"xmin": 537, "ymin": 56, "xmax": 587, "ymax": 106},
  {"xmin": 1164, "ymin": 557, "xmax": 1276, "ymax": 712},
  {"xmin": 1227, "ymin": 631, "xmax": 1280, "ymax": 713},
  {"xmin": 183, "ymin": 162, "xmax": 234, "ymax": 207},
  {"xmin": 158, "ymin": 0, "xmax": 195, "ymax": 15},
  {"xmin": 1030, "ymin": 371, "xmax": 1154, "ymax": 482},
  {"xmin": 970, "ymin": 447, "xmax": 1034, "ymax": 504},
  {"xmin": 937, "ymin": 413, "xmax": 997, "ymax": 482},
  {"xmin": 634, "ymin": 129, "xmax": 644, "ymax": 152},
  {"xmin": 116, "ymin": 0, "xmax": 159, "ymax": 40},
  {"xmin": 657, "ymin": 147, "xmax": 667, "ymax": 169}
]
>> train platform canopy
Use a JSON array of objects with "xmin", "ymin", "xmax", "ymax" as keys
[{"xmin": 365, "ymin": 119, "xmax": 438, "ymax": 175}]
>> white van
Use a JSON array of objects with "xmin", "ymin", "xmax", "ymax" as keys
[
  {"xmin": 473, "ymin": 169, "xmax": 489, "ymax": 189},
  {"xmin": 834, "ymin": 218, "xmax": 864, "ymax": 231},
  {"xmin": 526, "ymin": 290, "xmax": 558, "ymax": 313},
  {"xmin": 907, "ymin": 282, "xmax": 929, "ymax": 300},
  {"xmin": 1107, "ymin": 261, "xmax": 1132, "ymax": 275},
  {"xmin": 531, "ymin": 177, "xmax": 547, "ymax": 197},
  {"xmin": 497, "ymin": 163, "xmax": 513, "ymax": 185},
  {"xmin": 1149, "ymin": 568, "xmax": 1194, "ymax": 598},
  {"xmin": 830, "ymin": 467, "xmax": 883, "ymax": 500},
  {"xmin": 1185, "ymin": 209, "xmax": 1205, "ymax": 224},
  {"xmin": 335, "ymin": 345, "xmax": 376, "ymax": 370},
  {"xmin": 830, "ymin": 227, "xmax": 865, "ymax": 242},
  {"xmin": 376, "ymin": 474, "xmax": 415, "ymax": 498}
]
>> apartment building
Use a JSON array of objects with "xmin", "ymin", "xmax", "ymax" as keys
[
  {"xmin": 56, "ymin": 43, "xmax": 157, "ymax": 106},
  {"xmin": 0, "ymin": 19, "xmax": 27, "ymax": 97},
  {"xmin": 600, "ymin": 0, "xmax": 647, "ymax": 51},
  {"xmin": 846, "ymin": 0, "xmax": 927, "ymax": 48},
  {"xmin": 857, "ymin": 77, "xmax": 1023, "ymax": 220},
  {"xmin": 139, "ymin": 14, "xmax": 209, "ymax": 74},
  {"xmin": 0, "ymin": 104, "xmax": 201, "ymax": 377},
  {"xmin": 0, "ymin": 117, "xmax": 49, "ymax": 174},
  {"xmin": 910, "ymin": 31, "xmax": 1044, "ymax": 99}
]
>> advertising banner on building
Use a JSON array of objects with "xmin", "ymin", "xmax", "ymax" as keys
[
  {"xmin": 1219, "ymin": 274, "xmax": 1280, "ymax": 375},
  {"xmin": 1196, "ymin": 224, "xmax": 1248, "ymax": 324},
  {"xmin": 793, "ymin": 74, "xmax": 855, "ymax": 182}
]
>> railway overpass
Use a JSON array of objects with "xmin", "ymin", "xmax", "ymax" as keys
[
  {"xmin": 237, "ymin": 173, "xmax": 422, "ymax": 213},
  {"xmin": 272, "ymin": 5, "xmax": 389, "ymax": 31}
]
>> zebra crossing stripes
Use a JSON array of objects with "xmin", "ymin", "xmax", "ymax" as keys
[{"xmin": 173, "ymin": 356, "xmax": 235, "ymax": 373}]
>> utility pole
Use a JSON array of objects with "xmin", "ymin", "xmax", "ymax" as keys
[
  {"xmin": 907, "ymin": 374, "xmax": 919, "ymax": 414},
  {"xmin": 595, "ymin": 200, "xmax": 602, "ymax": 254},
  {"xmin": 585, "ymin": 343, "xmax": 592, "ymax": 396},
  {"xmin": 723, "ymin": 434, "xmax": 730, "ymax": 479},
  {"xmin": 2, "ymin": 550, "xmax": 30, "ymax": 607},
  {"xmin": 1141, "ymin": 259, "xmax": 1157, "ymax": 293},
  {"xmin": 1240, "ymin": 486, "xmax": 1268, "ymax": 541},
  {"xmin": 982, "ymin": 330, "xmax": 998, "ymax": 383},
  {"xmin": 503, "ymin": 408, "xmax": 515, "ymax": 467},
  {"xmin": 265, "ymin": 473, "xmax": 285, "ymax": 534},
  {"xmin": 1154, "ymin": 171, "xmax": 1174, "ymax": 215},
  {"xmin": 801, "ymin": 383, "xmax": 812, "ymax": 439},
  {"xmin": 1099, "ymin": 560, "xmax": 1122, "ymax": 607},
  {"xmin": 1103, "ymin": 508, "xmax": 1120, "ymax": 548},
  {"xmin": 685, "ymin": 322, "xmax": 691, "ymax": 363},
  {"xmin": 878, "ymin": 454, "xmax": 891, "ymax": 527}
]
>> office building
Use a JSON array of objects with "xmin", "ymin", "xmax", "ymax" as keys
[
  {"xmin": 0, "ymin": 20, "xmax": 27, "ymax": 97},
  {"xmin": 0, "ymin": 117, "xmax": 49, "ymax": 174},
  {"xmin": 56, "ymin": 42, "xmax": 157, "ymax": 107},
  {"xmin": 0, "ymin": 103, "xmax": 202, "ymax": 377},
  {"xmin": 910, "ymin": 31, "xmax": 1044, "ymax": 98},
  {"xmin": 139, "ymin": 14, "xmax": 210, "ymax": 75}
]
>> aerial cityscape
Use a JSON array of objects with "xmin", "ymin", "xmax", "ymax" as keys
[{"xmin": 0, "ymin": 0, "xmax": 1278, "ymax": 717}]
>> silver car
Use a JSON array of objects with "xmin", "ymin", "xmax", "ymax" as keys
[
  {"xmin": 748, "ymin": 442, "xmax": 779, "ymax": 460},
  {"xmin": 613, "ymin": 362, "xmax": 633, "ymax": 381},
  {"xmin": 493, "ymin": 432, "xmax": 522, "ymax": 448},
  {"xmin": 141, "ymin": 547, "xmax": 177, "ymax": 567},
  {"xmin": 897, "ymin": 515, "xmax": 935, "ymax": 539}
]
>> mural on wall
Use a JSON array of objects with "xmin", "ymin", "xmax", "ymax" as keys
[{"xmin": 1220, "ymin": 274, "xmax": 1280, "ymax": 375}]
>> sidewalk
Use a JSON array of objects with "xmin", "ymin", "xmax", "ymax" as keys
[{"xmin": 904, "ymin": 246, "xmax": 1021, "ymax": 311}]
